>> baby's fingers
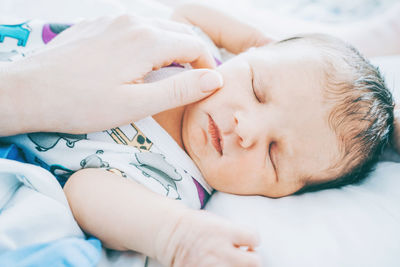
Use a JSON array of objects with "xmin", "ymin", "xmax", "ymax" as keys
[
  {"xmin": 229, "ymin": 227, "xmax": 260, "ymax": 250},
  {"xmin": 222, "ymin": 247, "xmax": 261, "ymax": 267},
  {"xmin": 233, "ymin": 250, "xmax": 262, "ymax": 267}
]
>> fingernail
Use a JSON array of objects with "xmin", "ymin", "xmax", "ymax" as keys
[{"xmin": 200, "ymin": 71, "xmax": 223, "ymax": 92}]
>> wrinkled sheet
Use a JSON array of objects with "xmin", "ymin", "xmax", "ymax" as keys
[{"xmin": 0, "ymin": 157, "xmax": 101, "ymax": 266}]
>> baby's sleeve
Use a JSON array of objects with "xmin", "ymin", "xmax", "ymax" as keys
[{"xmin": 0, "ymin": 20, "xmax": 71, "ymax": 61}]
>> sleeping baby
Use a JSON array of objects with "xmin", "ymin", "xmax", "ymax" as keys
[{"xmin": 0, "ymin": 4, "xmax": 395, "ymax": 267}]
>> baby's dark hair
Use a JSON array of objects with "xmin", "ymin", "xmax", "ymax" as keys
[{"xmin": 275, "ymin": 34, "xmax": 394, "ymax": 194}]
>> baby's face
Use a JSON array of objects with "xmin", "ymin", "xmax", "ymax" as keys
[{"xmin": 182, "ymin": 45, "xmax": 342, "ymax": 197}]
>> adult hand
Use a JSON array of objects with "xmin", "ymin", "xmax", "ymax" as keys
[
  {"xmin": 155, "ymin": 209, "xmax": 261, "ymax": 267},
  {"xmin": 0, "ymin": 15, "xmax": 223, "ymax": 136}
]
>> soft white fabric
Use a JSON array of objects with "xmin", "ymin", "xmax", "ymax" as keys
[{"xmin": 0, "ymin": 159, "xmax": 84, "ymax": 251}]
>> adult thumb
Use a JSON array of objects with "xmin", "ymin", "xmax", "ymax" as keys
[{"xmin": 146, "ymin": 69, "xmax": 223, "ymax": 112}]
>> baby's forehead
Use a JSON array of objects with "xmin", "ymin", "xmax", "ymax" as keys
[
  {"xmin": 244, "ymin": 44, "xmax": 329, "ymax": 81},
  {"xmin": 245, "ymin": 47, "xmax": 328, "ymax": 92},
  {"xmin": 253, "ymin": 40, "xmax": 325, "ymax": 60}
]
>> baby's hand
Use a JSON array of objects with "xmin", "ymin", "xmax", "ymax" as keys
[{"xmin": 155, "ymin": 209, "xmax": 261, "ymax": 267}]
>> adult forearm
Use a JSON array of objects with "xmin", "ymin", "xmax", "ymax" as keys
[{"xmin": 0, "ymin": 61, "xmax": 38, "ymax": 136}]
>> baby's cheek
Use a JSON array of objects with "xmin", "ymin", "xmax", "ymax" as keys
[
  {"xmin": 190, "ymin": 124, "xmax": 207, "ymax": 154},
  {"xmin": 211, "ymin": 157, "xmax": 255, "ymax": 192}
]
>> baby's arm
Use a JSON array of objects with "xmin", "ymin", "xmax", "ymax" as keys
[
  {"xmin": 64, "ymin": 168, "xmax": 261, "ymax": 266},
  {"xmin": 171, "ymin": 3, "xmax": 271, "ymax": 54}
]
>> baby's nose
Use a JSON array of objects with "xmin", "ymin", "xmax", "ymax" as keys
[
  {"xmin": 239, "ymin": 135, "xmax": 255, "ymax": 149},
  {"xmin": 234, "ymin": 111, "xmax": 258, "ymax": 149},
  {"xmin": 235, "ymin": 123, "xmax": 258, "ymax": 149}
]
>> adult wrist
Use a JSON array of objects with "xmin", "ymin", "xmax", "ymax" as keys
[
  {"xmin": 0, "ymin": 61, "xmax": 30, "ymax": 136},
  {"xmin": 0, "ymin": 58, "xmax": 52, "ymax": 136}
]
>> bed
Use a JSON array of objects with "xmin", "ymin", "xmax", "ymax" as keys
[{"xmin": 0, "ymin": 0, "xmax": 399, "ymax": 266}]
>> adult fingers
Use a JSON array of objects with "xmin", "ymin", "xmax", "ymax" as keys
[
  {"xmin": 238, "ymin": 28, "xmax": 274, "ymax": 53},
  {"xmin": 140, "ymin": 18, "xmax": 209, "ymax": 66},
  {"xmin": 139, "ymin": 28, "xmax": 217, "ymax": 70},
  {"xmin": 251, "ymin": 28, "xmax": 274, "ymax": 47},
  {"xmin": 145, "ymin": 17, "xmax": 196, "ymax": 36},
  {"xmin": 120, "ymin": 69, "xmax": 223, "ymax": 118}
]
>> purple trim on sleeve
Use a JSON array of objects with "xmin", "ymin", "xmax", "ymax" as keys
[
  {"xmin": 42, "ymin": 23, "xmax": 72, "ymax": 44},
  {"xmin": 214, "ymin": 57, "xmax": 222, "ymax": 66},
  {"xmin": 168, "ymin": 57, "xmax": 221, "ymax": 69},
  {"xmin": 42, "ymin": 24, "xmax": 57, "ymax": 44},
  {"xmin": 192, "ymin": 177, "xmax": 211, "ymax": 208}
]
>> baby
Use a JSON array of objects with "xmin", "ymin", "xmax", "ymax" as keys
[{"xmin": 1, "ymin": 4, "xmax": 395, "ymax": 267}]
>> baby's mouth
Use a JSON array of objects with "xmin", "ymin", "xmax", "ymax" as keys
[{"xmin": 208, "ymin": 114, "xmax": 223, "ymax": 155}]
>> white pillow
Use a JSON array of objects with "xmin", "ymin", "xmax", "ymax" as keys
[{"xmin": 205, "ymin": 56, "xmax": 400, "ymax": 267}]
